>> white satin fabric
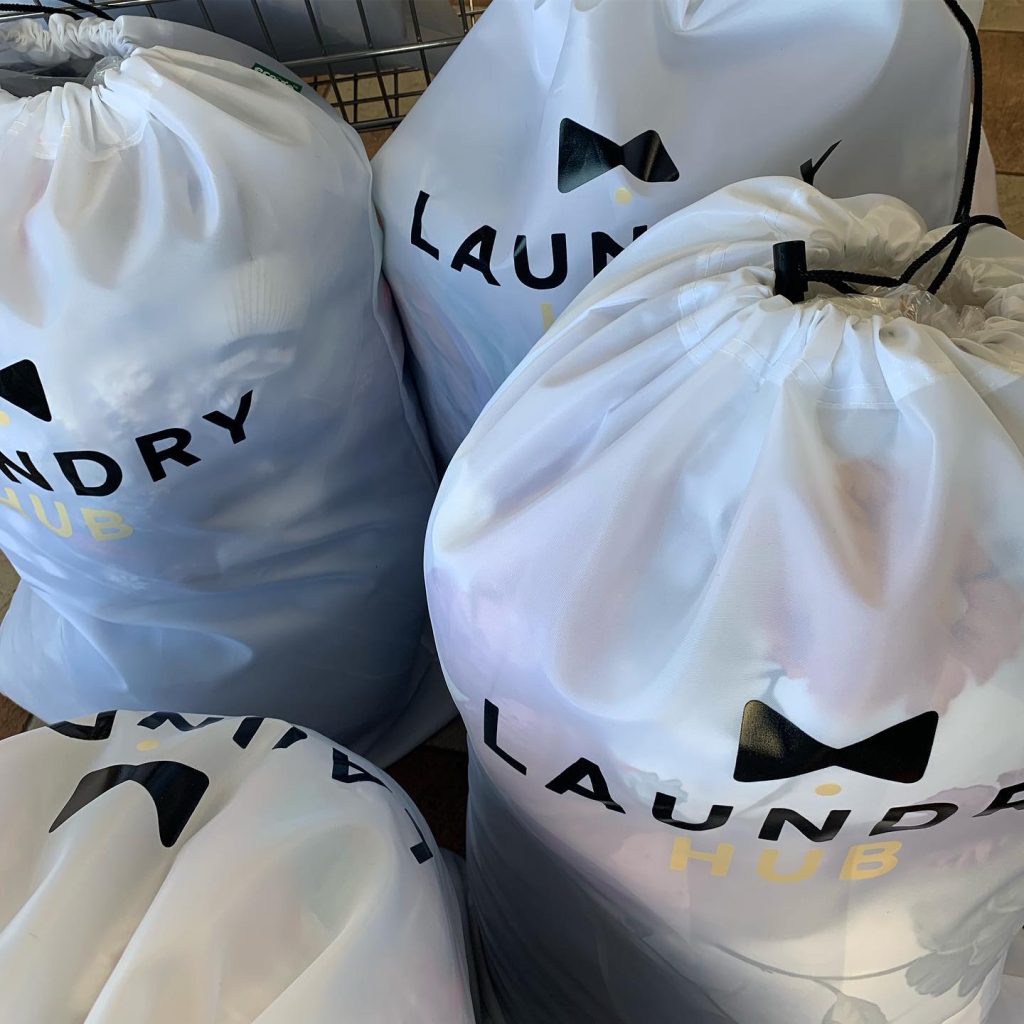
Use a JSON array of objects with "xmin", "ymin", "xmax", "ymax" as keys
[
  {"xmin": 0, "ymin": 16, "xmax": 444, "ymax": 765},
  {"xmin": 428, "ymin": 178, "xmax": 1024, "ymax": 1023},
  {"xmin": 375, "ymin": 0, "xmax": 980, "ymax": 461},
  {"xmin": 0, "ymin": 710, "xmax": 476, "ymax": 1023}
]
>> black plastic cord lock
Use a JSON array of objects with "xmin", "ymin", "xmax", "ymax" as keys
[{"xmin": 773, "ymin": 241, "xmax": 808, "ymax": 304}]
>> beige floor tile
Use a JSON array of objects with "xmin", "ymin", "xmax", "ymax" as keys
[
  {"xmin": 310, "ymin": 66, "xmax": 427, "ymax": 130},
  {"xmin": 0, "ymin": 552, "xmax": 17, "ymax": 623},
  {"xmin": 0, "ymin": 698, "xmax": 29, "ymax": 740},
  {"xmin": 0, "ymin": 555, "xmax": 28, "ymax": 737},
  {"xmin": 361, "ymin": 128, "xmax": 395, "ymax": 160},
  {"xmin": 982, "ymin": 0, "xmax": 1024, "ymax": 32},
  {"xmin": 998, "ymin": 174, "xmax": 1024, "ymax": 237},
  {"xmin": 981, "ymin": 31, "xmax": 1024, "ymax": 174}
]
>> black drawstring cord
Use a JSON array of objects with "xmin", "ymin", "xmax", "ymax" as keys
[
  {"xmin": 0, "ymin": 3, "xmax": 79, "ymax": 15},
  {"xmin": 773, "ymin": 214, "xmax": 1007, "ymax": 305},
  {"xmin": 777, "ymin": 259, "xmax": 902, "ymax": 300},
  {"xmin": 779, "ymin": 0, "xmax": 1003, "ymax": 304},
  {"xmin": 60, "ymin": 0, "xmax": 112, "ymax": 19},
  {"xmin": 941, "ymin": 0, "xmax": 984, "ymax": 224},
  {"xmin": 909, "ymin": 213, "xmax": 1004, "ymax": 292},
  {"xmin": 0, "ymin": 1, "xmax": 112, "ymax": 19},
  {"xmin": 805, "ymin": 268, "xmax": 901, "ymax": 292},
  {"xmin": 899, "ymin": 214, "xmax": 1004, "ymax": 283}
]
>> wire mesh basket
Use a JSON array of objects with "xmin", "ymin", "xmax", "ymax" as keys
[{"xmin": 0, "ymin": 0, "xmax": 485, "ymax": 134}]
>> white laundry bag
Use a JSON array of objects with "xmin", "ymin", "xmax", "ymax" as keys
[
  {"xmin": 0, "ymin": 15, "xmax": 445, "ymax": 765},
  {"xmin": 426, "ymin": 176, "xmax": 1024, "ymax": 1023},
  {"xmin": 974, "ymin": 129, "xmax": 1002, "ymax": 222},
  {"xmin": 161, "ymin": 0, "xmax": 463, "ymax": 75},
  {"xmin": 374, "ymin": 0, "xmax": 984, "ymax": 462},
  {"xmin": 995, "ymin": 938, "xmax": 1024, "ymax": 1023},
  {"xmin": 0, "ymin": 709, "xmax": 476, "ymax": 1023}
]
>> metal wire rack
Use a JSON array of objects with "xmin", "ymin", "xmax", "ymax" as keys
[{"xmin": 0, "ymin": 0, "xmax": 486, "ymax": 132}]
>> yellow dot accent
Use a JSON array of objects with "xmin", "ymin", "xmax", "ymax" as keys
[
  {"xmin": 136, "ymin": 739, "xmax": 161, "ymax": 752},
  {"xmin": 0, "ymin": 411, "xmax": 9, "ymax": 427},
  {"xmin": 540, "ymin": 303, "xmax": 556, "ymax": 331},
  {"xmin": 815, "ymin": 783, "xmax": 842, "ymax": 797},
  {"xmin": 614, "ymin": 187, "xmax": 633, "ymax": 205}
]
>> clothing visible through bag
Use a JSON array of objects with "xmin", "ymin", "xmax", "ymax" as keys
[
  {"xmin": 427, "ymin": 176, "xmax": 1024, "ymax": 1023},
  {"xmin": 0, "ymin": 15, "xmax": 445, "ymax": 765}
]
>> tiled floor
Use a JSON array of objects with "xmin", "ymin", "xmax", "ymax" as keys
[
  {"xmin": 0, "ymin": 553, "xmax": 15, "ymax": 623},
  {"xmin": 983, "ymin": 36, "xmax": 1024, "ymax": 175},
  {"xmin": 983, "ymin": 1, "xmax": 1024, "ymax": 235},
  {"xmin": 0, "ymin": 4, "xmax": 1020, "ymax": 853},
  {"xmin": 1000, "ymin": 175, "xmax": 1024, "ymax": 233},
  {"xmin": 0, "ymin": 556, "xmax": 23, "ymax": 734},
  {"xmin": 984, "ymin": 0, "xmax": 1024, "ymax": 32}
]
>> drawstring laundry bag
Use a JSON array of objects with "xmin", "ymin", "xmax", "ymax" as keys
[
  {"xmin": 0, "ymin": 14, "xmax": 444, "ymax": 765},
  {"xmin": 974, "ymin": 130, "xmax": 1001, "ymax": 221},
  {"xmin": 374, "ymin": 0, "xmax": 984, "ymax": 462},
  {"xmin": 0, "ymin": 709, "xmax": 477, "ymax": 1023},
  {"xmin": 426, "ymin": 174, "xmax": 1024, "ymax": 1023}
]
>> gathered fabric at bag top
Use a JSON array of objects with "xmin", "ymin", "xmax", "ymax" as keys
[
  {"xmin": 0, "ymin": 709, "xmax": 476, "ymax": 1023},
  {"xmin": 374, "ymin": 0, "xmax": 983, "ymax": 463},
  {"xmin": 426, "ymin": 177, "xmax": 1024, "ymax": 1024},
  {"xmin": 0, "ymin": 15, "xmax": 445, "ymax": 765}
]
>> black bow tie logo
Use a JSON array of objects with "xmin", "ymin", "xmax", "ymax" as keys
[
  {"xmin": 733, "ymin": 701, "xmax": 938, "ymax": 784},
  {"xmin": 49, "ymin": 761, "xmax": 210, "ymax": 847},
  {"xmin": 0, "ymin": 359, "xmax": 51, "ymax": 422},
  {"xmin": 558, "ymin": 118, "xmax": 679, "ymax": 194}
]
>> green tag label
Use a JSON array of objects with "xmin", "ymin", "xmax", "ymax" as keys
[{"xmin": 251, "ymin": 63, "xmax": 302, "ymax": 93}]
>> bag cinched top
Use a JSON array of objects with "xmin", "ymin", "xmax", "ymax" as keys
[
  {"xmin": 375, "ymin": 0, "xmax": 982, "ymax": 461},
  {"xmin": 427, "ymin": 176, "xmax": 1024, "ymax": 1024},
  {"xmin": 0, "ymin": 14, "xmax": 444, "ymax": 764}
]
